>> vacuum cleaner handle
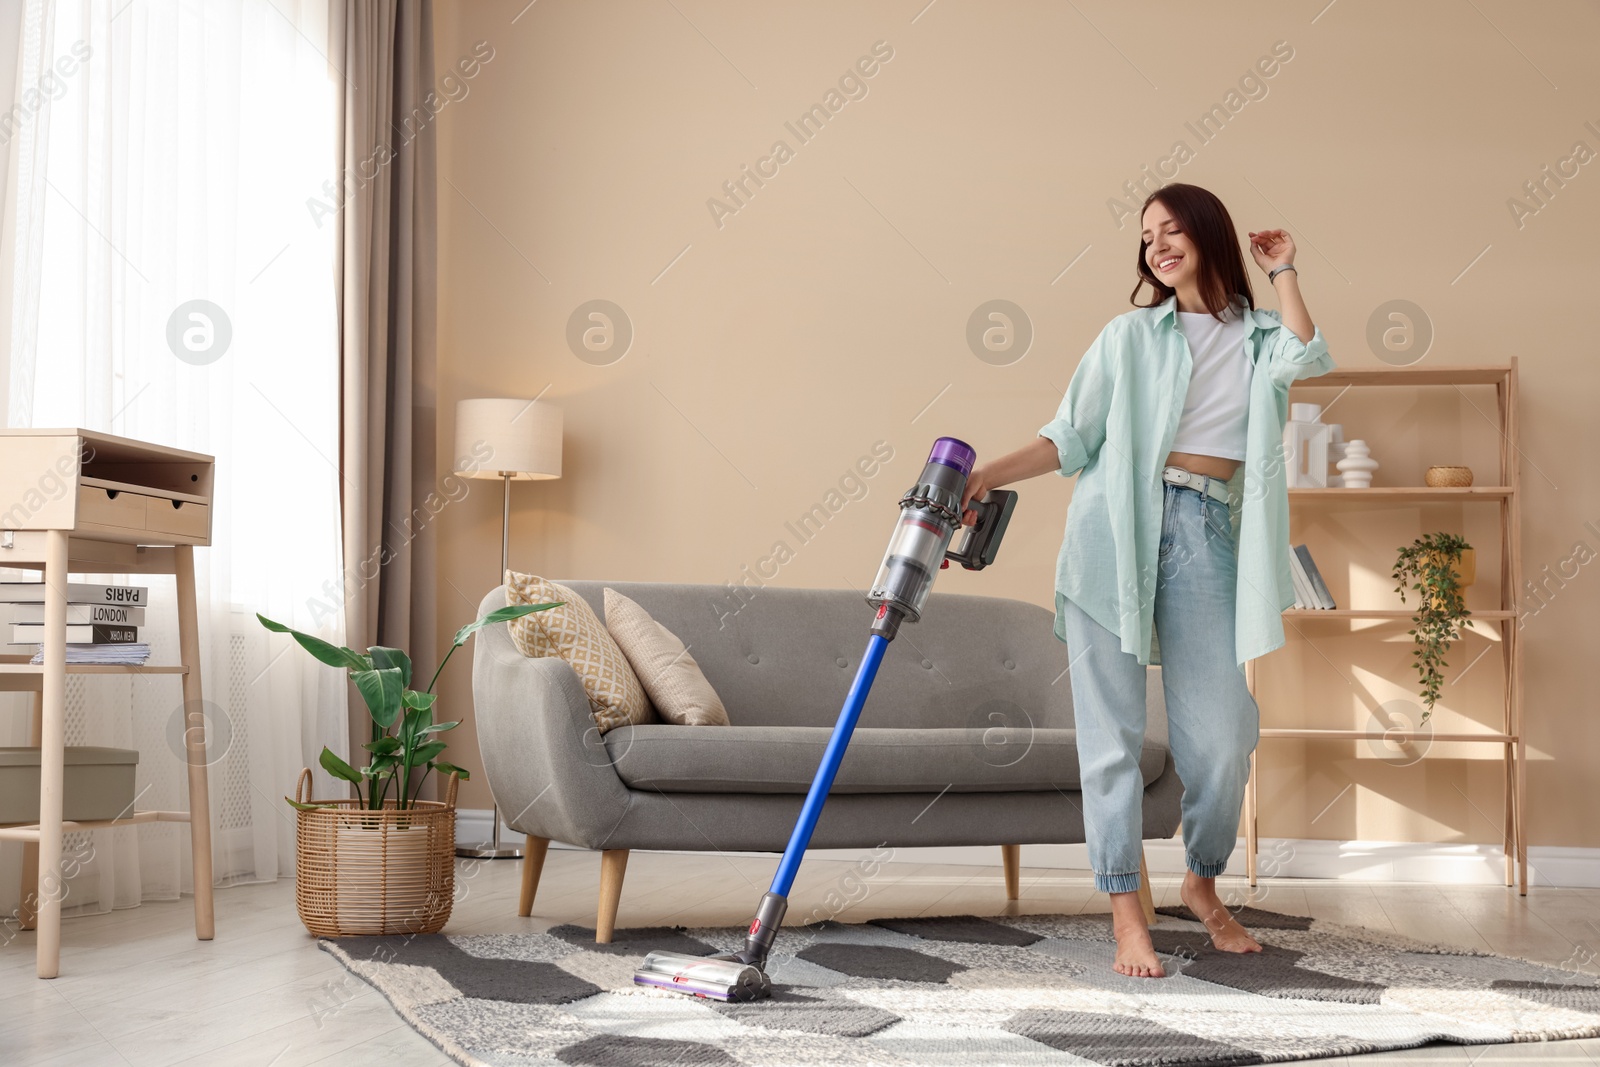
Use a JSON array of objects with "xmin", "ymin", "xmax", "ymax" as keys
[{"xmin": 945, "ymin": 489, "xmax": 1017, "ymax": 571}]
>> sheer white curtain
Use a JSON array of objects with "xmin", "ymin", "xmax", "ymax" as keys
[{"xmin": 0, "ymin": 0, "xmax": 350, "ymax": 917}]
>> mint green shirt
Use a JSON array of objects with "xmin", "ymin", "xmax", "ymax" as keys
[{"xmin": 1037, "ymin": 293, "xmax": 1334, "ymax": 667}]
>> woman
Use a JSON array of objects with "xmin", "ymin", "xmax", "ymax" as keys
[{"xmin": 959, "ymin": 183, "xmax": 1332, "ymax": 978}]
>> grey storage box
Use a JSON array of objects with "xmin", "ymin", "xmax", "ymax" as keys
[{"xmin": 0, "ymin": 747, "xmax": 140, "ymax": 824}]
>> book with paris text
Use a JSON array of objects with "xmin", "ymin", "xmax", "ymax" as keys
[{"xmin": 0, "ymin": 582, "xmax": 148, "ymax": 605}]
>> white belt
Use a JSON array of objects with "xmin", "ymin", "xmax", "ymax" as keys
[{"xmin": 1162, "ymin": 465, "xmax": 1233, "ymax": 505}]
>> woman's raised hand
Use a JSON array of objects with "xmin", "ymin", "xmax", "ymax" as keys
[{"xmin": 1247, "ymin": 228, "xmax": 1295, "ymax": 273}]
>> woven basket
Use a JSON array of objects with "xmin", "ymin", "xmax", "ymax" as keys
[
  {"xmin": 293, "ymin": 768, "xmax": 458, "ymax": 937},
  {"xmin": 1425, "ymin": 465, "xmax": 1474, "ymax": 487}
]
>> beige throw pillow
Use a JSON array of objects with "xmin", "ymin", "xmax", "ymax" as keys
[
  {"xmin": 603, "ymin": 588, "xmax": 730, "ymax": 727},
  {"xmin": 504, "ymin": 572, "xmax": 652, "ymax": 733}
]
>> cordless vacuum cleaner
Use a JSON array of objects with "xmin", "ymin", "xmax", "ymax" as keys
[{"xmin": 633, "ymin": 437, "xmax": 1018, "ymax": 1002}]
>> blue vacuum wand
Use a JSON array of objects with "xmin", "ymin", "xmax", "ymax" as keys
[{"xmin": 634, "ymin": 438, "xmax": 1018, "ymax": 1001}]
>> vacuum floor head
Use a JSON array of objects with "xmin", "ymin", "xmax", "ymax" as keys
[{"xmin": 633, "ymin": 951, "xmax": 771, "ymax": 1002}]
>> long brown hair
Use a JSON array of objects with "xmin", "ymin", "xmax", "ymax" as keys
[{"xmin": 1130, "ymin": 183, "xmax": 1255, "ymax": 321}]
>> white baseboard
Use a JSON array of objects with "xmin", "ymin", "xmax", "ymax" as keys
[{"xmin": 455, "ymin": 810, "xmax": 1600, "ymax": 889}]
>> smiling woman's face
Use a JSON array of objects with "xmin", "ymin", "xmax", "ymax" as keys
[{"xmin": 1141, "ymin": 201, "xmax": 1198, "ymax": 291}]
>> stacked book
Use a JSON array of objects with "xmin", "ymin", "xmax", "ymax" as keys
[
  {"xmin": 0, "ymin": 582, "xmax": 151, "ymax": 664},
  {"xmin": 1289, "ymin": 544, "xmax": 1337, "ymax": 610}
]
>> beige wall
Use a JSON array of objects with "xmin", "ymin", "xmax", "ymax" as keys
[{"xmin": 431, "ymin": 0, "xmax": 1600, "ymax": 852}]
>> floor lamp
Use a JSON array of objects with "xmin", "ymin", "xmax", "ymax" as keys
[{"xmin": 453, "ymin": 397, "xmax": 563, "ymax": 859}]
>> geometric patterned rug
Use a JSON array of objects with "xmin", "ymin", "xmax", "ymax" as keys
[{"xmin": 319, "ymin": 906, "xmax": 1600, "ymax": 1066}]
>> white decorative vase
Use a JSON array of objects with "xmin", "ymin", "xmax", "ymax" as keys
[
  {"xmin": 1283, "ymin": 404, "xmax": 1330, "ymax": 488},
  {"xmin": 1336, "ymin": 439, "xmax": 1379, "ymax": 488},
  {"xmin": 1326, "ymin": 425, "xmax": 1347, "ymax": 487}
]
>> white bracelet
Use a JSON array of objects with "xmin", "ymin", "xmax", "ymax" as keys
[{"xmin": 1268, "ymin": 263, "xmax": 1297, "ymax": 283}]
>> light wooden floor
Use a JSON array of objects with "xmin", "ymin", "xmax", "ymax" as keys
[{"xmin": 2, "ymin": 849, "xmax": 1598, "ymax": 1065}]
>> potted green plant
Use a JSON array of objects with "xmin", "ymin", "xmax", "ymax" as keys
[
  {"xmin": 260, "ymin": 600, "xmax": 560, "ymax": 935},
  {"xmin": 1392, "ymin": 533, "xmax": 1473, "ymax": 723}
]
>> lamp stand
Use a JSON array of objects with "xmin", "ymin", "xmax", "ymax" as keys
[{"xmin": 456, "ymin": 472, "xmax": 523, "ymax": 860}]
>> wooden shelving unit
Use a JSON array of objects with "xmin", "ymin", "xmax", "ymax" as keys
[
  {"xmin": 1242, "ymin": 361, "xmax": 1526, "ymax": 893},
  {"xmin": 0, "ymin": 429, "xmax": 215, "ymax": 977}
]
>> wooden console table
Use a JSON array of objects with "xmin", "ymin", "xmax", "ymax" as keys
[
  {"xmin": 1243, "ymin": 362, "xmax": 1526, "ymax": 893},
  {"xmin": 0, "ymin": 429, "xmax": 215, "ymax": 977}
]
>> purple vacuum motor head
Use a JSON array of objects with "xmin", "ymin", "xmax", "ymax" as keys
[
  {"xmin": 927, "ymin": 437, "xmax": 976, "ymax": 477},
  {"xmin": 866, "ymin": 437, "xmax": 978, "ymax": 632}
]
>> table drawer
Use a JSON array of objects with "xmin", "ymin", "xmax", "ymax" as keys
[
  {"xmin": 76, "ymin": 486, "xmax": 146, "ymax": 533},
  {"xmin": 76, "ymin": 484, "xmax": 209, "ymax": 542},
  {"xmin": 146, "ymin": 497, "xmax": 209, "ymax": 539}
]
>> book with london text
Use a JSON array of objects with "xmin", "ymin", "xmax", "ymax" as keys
[{"xmin": 9, "ymin": 603, "xmax": 146, "ymax": 625}]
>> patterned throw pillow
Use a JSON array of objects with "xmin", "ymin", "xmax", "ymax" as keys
[
  {"xmin": 504, "ymin": 572, "xmax": 652, "ymax": 733},
  {"xmin": 603, "ymin": 588, "xmax": 730, "ymax": 727}
]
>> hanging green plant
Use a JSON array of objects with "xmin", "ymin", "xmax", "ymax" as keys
[{"xmin": 1391, "ymin": 532, "xmax": 1473, "ymax": 721}]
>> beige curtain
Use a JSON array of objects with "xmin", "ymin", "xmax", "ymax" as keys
[{"xmin": 335, "ymin": 0, "xmax": 439, "ymax": 758}]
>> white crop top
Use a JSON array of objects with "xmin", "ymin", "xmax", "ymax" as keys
[{"xmin": 1169, "ymin": 302, "xmax": 1253, "ymax": 461}]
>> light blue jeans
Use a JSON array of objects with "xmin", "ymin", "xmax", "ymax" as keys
[{"xmin": 1058, "ymin": 481, "xmax": 1260, "ymax": 893}]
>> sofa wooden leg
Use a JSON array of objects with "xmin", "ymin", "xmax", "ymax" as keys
[
  {"xmin": 1137, "ymin": 847, "xmax": 1157, "ymax": 927},
  {"xmin": 1000, "ymin": 844, "xmax": 1020, "ymax": 901},
  {"xmin": 518, "ymin": 835, "xmax": 550, "ymax": 917},
  {"xmin": 596, "ymin": 849, "xmax": 629, "ymax": 944}
]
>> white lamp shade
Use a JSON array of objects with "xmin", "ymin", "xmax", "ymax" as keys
[{"xmin": 454, "ymin": 397, "xmax": 562, "ymax": 480}]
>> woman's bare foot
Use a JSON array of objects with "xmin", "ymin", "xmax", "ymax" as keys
[
  {"xmin": 1109, "ymin": 890, "xmax": 1165, "ymax": 977},
  {"xmin": 1179, "ymin": 873, "xmax": 1262, "ymax": 954}
]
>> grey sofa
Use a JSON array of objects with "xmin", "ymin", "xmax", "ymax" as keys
[{"xmin": 471, "ymin": 581, "xmax": 1182, "ymax": 941}]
